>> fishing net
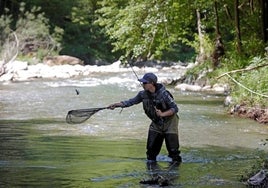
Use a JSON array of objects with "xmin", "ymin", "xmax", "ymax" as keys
[{"xmin": 66, "ymin": 107, "xmax": 108, "ymax": 124}]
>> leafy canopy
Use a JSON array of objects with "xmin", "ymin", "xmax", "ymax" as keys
[{"xmin": 96, "ymin": 0, "xmax": 195, "ymax": 61}]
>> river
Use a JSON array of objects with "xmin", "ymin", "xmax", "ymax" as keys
[{"xmin": 1, "ymin": 71, "xmax": 268, "ymax": 187}]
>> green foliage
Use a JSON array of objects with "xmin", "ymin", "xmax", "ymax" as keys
[
  {"xmin": 0, "ymin": 2, "xmax": 61, "ymax": 62},
  {"xmin": 1, "ymin": 0, "xmax": 267, "ymax": 64},
  {"xmin": 161, "ymin": 42, "xmax": 195, "ymax": 62},
  {"xmin": 0, "ymin": 8, "xmax": 12, "ymax": 53},
  {"xmin": 230, "ymin": 57, "xmax": 268, "ymax": 107},
  {"xmin": 1, "ymin": 0, "xmax": 265, "ymax": 63},
  {"xmin": 242, "ymin": 36, "xmax": 266, "ymax": 56},
  {"xmin": 16, "ymin": 3, "xmax": 55, "ymax": 55},
  {"xmin": 214, "ymin": 54, "xmax": 268, "ymax": 107},
  {"xmin": 58, "ymin": 0, "xmax": 118, "ymax": 64},
  {"xmin": 96, "ymin": 0, "xmax": 195, "ymax": 61},
  {"xmin": 221, "ymin": 52, "xmax": 249, "ymax": 70},
  {"xmin": 0, "ymin": 0, "xmax": 118, "ymax": 64},
  {"xmin": 190, "ymin": 33, "xmax": 214, "ymax": 59}
]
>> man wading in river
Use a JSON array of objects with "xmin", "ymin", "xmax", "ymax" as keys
[{"xmin": 109, "ymin": 73, "xmax": 182, "ymax": 164}]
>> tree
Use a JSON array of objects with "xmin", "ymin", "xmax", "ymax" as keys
[
  {"xmin": 15, "ymin": 3, "xmax": 58, "ymax": 56},
  {"xmin": 234, "ymin": 0, "xmax": 242, "ymax": 53},
  {"xmin": 96, "ymin": 0, "xmax": 195, "ymax": 61},
  {"xmin": 1, "ymin": 0, "xmax": 267, "ymax": 65},
  {"xmin": 261, "ymin": 0, "xmax": 268, "ymax": 43},
  {"xmin": 0, "ymin": 2, "xmax": 59, "ymax": 69},
  {"xmin": 211, "ymin": 1, "xmax": 225, "ymax": 68},
  {"xmin": 17, "ymin": 0, "xmax": 117, "ymax": 64}
]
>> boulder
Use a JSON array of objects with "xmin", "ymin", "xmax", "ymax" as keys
[
  {"xmin": 175, "ymin": 83, "xmax": 202, "ymax": 92},
  {"xmin": 5, "ymin": 60, "xmax": 28, "ymax": 73},
  {"xmin": 43, "ymin": 55, "xmax": 83, "ymax": 66}
]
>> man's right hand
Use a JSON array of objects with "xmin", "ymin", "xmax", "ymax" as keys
[{"xmin": 108, "ymin": 102, "xmax": 123, "ymax": 109}]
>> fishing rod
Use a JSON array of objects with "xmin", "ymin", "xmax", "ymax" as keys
[
  {"xmin": 130, "ymin": 64, "xmax": 139, "ymax": 80},
  {"xmin": 129, "ymin": 61, "xmax": 143, "ymax": 87}
]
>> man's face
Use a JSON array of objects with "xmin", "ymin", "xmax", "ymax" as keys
[{"xmin": 142, "ymin": 82, "xmax": 154, "ymax": 92}]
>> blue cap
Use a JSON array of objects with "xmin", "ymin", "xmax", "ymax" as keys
[{"xmin": 138, "ymin": 73, "xmax": 157, "ymax": 84}]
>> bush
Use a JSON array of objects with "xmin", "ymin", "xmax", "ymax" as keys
[
  {"xmin": 231, "ymin": 57, "xmax": 268, "ymax": 107},
  {"xmin": 216, "ymin": 55, "xmax": 268, "ymax": 107},
  {"xmin": 0, "ymin": 2, "xmax": 62, "ymax": 63},
  {"xmin": 0, "ymin": 8, "xmax": 12, "ymax": 56}
]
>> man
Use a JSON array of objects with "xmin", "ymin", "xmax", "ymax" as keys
[{"xmin": 109, "ymin": 72, "xmax": 181, "ymax": 164}]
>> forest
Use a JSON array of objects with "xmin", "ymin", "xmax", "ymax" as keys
[{"xmin": 0, "ymin": 0, "xmax": 268, "ymax": 118}]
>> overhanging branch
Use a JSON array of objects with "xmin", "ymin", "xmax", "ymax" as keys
[
  {"xmin": 216, "ymin": 62, "xmax": 268, "ymax": 98},
  {"xmin": 216, "ymin": 62, "xmax": 268, "ymax": 79}
]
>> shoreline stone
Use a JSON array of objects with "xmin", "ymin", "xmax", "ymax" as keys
[{"xmin": 230, "ymin": 104, "xmax": 268, "ymax": 124}]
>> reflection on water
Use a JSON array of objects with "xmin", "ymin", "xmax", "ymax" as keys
[
  {"xmin": 1, "ymin": 72, "xmax": 268, "ymax": 187},
  {"xmin": 0, "ymin": 122, "xmax": 262, "ymax": 188}
]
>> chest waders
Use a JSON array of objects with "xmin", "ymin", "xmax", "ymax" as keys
[{"xmin": 142, "ymin": 91, "xmax": 181, "ymax": 162}]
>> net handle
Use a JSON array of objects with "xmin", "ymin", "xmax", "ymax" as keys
[{"xmin": 65, "ymin": 106, "xmax": 120, "ymax": 124}]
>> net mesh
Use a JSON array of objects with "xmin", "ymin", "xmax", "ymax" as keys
[{"xmin": 66, "ymin": 107, "xmax": 107, "ymax": 124}]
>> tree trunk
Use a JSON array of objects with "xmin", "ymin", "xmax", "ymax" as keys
[
  {"xmin": 0, "ymin": 32, "xmax": 19, "ymax": 77},
  {"xmin": 214, "ymin": 1, "xmax": 220, "ymax": 35},
  {"xmin": 234, "ymin": 0, "xmax": 242, "ymax": 53},
  {"xmin": 261, "ymin": 0, "xmax": 268, "ymax": 43},
  {"xmin": 196, "ymin": 9, "xmax": 206, "ymax": 63},
  {"xmin": 211, "ymin": 1, "xmax": 225, "ymax": 68}
]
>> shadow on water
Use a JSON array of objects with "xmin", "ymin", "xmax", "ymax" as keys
[{"xmin": 0, "ymin": 119, "xmax": 267, "ymax": 187}]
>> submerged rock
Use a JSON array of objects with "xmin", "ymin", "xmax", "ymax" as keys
[
  {"xmin": 247, "ymin": 169, "xmax": 268, "ymax": 187},
  {"xmin": 231, "ymin": 104, "xmax": 268, "ymax": 124}
]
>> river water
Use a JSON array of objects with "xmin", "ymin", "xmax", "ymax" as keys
[{"xmin": 1, "ymin": 71, "xmax": 268, "ymax": 188}]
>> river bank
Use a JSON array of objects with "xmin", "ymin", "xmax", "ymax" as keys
[{"xmin": 0, "ymin": 59, "xmax": 267, "ymax": 124}]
